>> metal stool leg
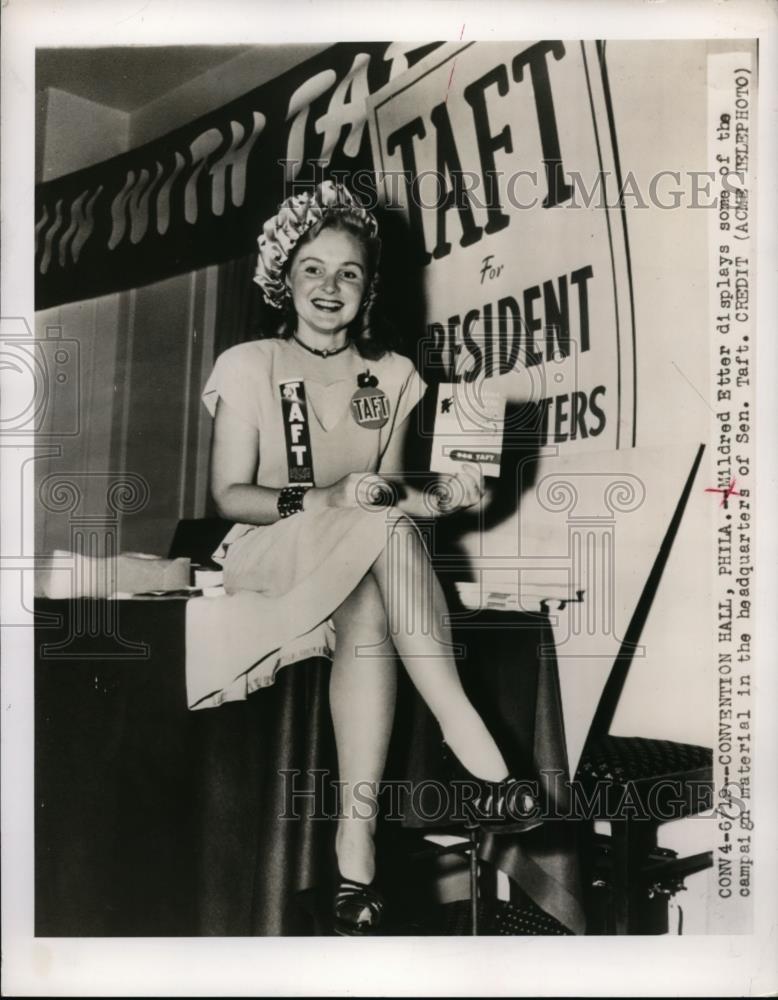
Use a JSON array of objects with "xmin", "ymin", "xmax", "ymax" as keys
[
  {"xmin": 467, "ymin": 823, "xmax": 479, "ymax": 935},
  {"xmin": 610, "ymin": 819, "xmax": 659, "ymax": 933}
]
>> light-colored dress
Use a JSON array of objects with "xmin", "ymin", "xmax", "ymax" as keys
[{"xmin": 187, "ymin": 336, "xmax": 427, "ymax": 709}]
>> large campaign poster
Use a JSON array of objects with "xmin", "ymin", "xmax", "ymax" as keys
[
  {"xmin": 369, "ymin": 40, "xmax": 636, "ymax": 456},
  {"xmin": 368, "ymin": 40, "xmax": 639, "ymax": 635},
  {"xmin": 367, "ymin": 40, "xmax": 705, "ymax": 779}
]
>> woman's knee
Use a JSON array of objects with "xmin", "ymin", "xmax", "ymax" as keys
[{"xmin": 371, "ymin": 512, "xmax": 431, "ymax": 579}]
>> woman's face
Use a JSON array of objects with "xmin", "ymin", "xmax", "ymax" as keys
[{"xmin": 285, "ymin": 227, "xmax": 368, "ymax": 338}]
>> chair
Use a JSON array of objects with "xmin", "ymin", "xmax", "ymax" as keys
[{"xmin": 574, "ymin": 443, "xmax": 713, "ymax": 934}]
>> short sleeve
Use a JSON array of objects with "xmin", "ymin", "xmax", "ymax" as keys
[
  {"xmin": 393, "ymin": 358, "xmax": 428, "ymax": 428},
  {"xmin": 201, "ymin": 345, "xmax": 260, "ymax": 426}
]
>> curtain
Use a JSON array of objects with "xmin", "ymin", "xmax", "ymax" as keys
[{"xmin": 213, "ymin": 253, "xmax": 272, "ymax": 355}]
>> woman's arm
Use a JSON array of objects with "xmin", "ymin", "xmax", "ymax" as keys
[
  {"xmin": 209, "ymin": 398, "xmax": 282, "ymax": 524},
  {"xmin": 210, "ymin": 398, "xmax": 390, "ymax": 522}
]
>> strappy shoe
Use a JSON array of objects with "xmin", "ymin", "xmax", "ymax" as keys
[
  {"xmin": 333, "ymin": 874, "xmax": 385, "ymax": 936},
  {"xmin": 442, "ymin": 741, "xmax": 544, "ymax": 835}
]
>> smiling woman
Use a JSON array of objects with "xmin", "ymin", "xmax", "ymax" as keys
[
  {"xmin": 287, "ymin": 230, "xmax": 367, "ymax": 343},
  {"xmin": 200, "ymin": 181, "xmax": 543, "ymax": 937},
  {"xmin": 254, "ymin": 182, "xmax": 388, "ymax": 358}
]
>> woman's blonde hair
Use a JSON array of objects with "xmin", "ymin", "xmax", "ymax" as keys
[{"xmin": 254, "ymin": 181, "xmax": 395, "ymax": 359}]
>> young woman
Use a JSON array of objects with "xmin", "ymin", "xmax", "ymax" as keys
[{"xmin": 203, "ymin": 181, "xmax": 541, "ymax": 935}]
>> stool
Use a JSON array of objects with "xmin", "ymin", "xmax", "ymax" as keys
[
  {"xmin": 575, "ymin": 735, "xmax": 713, "ymax": 933},
  {"xmin": 409, "ymin": 823, "xmax": 483, "ymax": 934},
  {"xmin": 432, "ymin": 896, "xmax": 572, "ymax": 935},
  {"xmin": 409, "ymin": 826, "xmax": 571, "ymax": 936}
]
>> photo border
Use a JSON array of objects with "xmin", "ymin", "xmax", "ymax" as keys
[{"xmin": 2, "ymin": 0, "xmax": 776, "ymax": 995}]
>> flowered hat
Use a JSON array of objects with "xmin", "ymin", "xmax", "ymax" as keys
[{"xmin": 254, "ymin": 180, "xmax": 380, "ymax": 309}]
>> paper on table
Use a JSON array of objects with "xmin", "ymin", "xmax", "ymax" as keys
[
  {"xmin": 35, "ymin": 550, "xmax": 191, "ymax": 598},
  {"xmin": 455, "ymin": 579, "xmax": 584, "ymax": 612},
  {"xmin": 194, "ymin": 568, "xmax": 224, "ymax": 589}
]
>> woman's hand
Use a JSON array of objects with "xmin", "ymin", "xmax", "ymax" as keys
[
  {"xmin": 426, "ymin": 463, "xmax": 485, "ymax": 517},
  {"xmin": 303, "ymin": 465, "xmax": 485, "ymax": 519},
  {"xmin": 304, "ymin": 472, "xmax": 395, "ymax": 512}
]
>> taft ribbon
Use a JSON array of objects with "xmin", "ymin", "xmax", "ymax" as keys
[{"xmin": 279, "ymin": 378, "xmax": 316, "ymax": 486}]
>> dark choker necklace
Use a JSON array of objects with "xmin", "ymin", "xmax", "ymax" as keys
[{"xmin": 292, "ymin": 335, "xmax": 350, "ymax": 358}]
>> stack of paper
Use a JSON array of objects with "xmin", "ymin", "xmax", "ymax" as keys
[{"xmin": 454, "ymin": 579, "xmax": 583, "ymax": 612}]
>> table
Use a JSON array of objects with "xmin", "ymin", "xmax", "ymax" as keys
[{"xmin": 34, "ymin": 597, "xmax": 585, "ymax": 935}]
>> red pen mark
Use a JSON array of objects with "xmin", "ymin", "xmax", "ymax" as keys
[
  {"xmin": 705, "ymin": 478, "xmax": 742, "ymax": 507},
  {"xmin": 445, "ymin": 24, "xmax": 466, "ymax": 102}
]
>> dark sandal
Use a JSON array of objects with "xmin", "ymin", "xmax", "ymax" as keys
[
  {"xmin": 333, "ymin": 875, "xmax": 385, "ymax": 936},
  {"xmin": 442, "ymin": 741, "xmax": 544, "ymax": 835}
]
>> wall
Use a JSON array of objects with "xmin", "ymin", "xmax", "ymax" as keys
[
  {"xmin": 37, "ymin": 87, "xmax": 130, "ymax": 182},
  {"xmin": 34, "ymin": 264, "xmax": 217, "ymax": 557},
  {"xmin": 35, "ymin": 87, "xmax": 133, "ymax": 555},
  {"xmin": 111, "ymin": 266, "xmax": 218, "ymax": 554},
  {"xmin": 129, "ymin": 44, "xmax": 328, "ymax": 146},
  {"xmin": 35, "ymin": 292, "xmax": 127, "ymax": 554},
  {"xmin": 604, "ymin": 40, "xmax": 713, "ymax": 742},
  {"xmin": 575, "ymin": 39, "xmax": 716, "ymax": 930}
]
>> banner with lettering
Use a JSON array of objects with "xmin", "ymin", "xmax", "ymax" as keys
[
  {"xmin": 34, "ymin": 42, "xmax": 441, "ymax": 309},
  {"xmin": 368, "ymin": 40, "xmax": 636, "ymax": 454}
]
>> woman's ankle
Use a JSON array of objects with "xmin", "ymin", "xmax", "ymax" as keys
[
  {"xmin": 335, "ymin": 818, "xmax": 376, "ymax": 884},
  {"xmin": 440, "ymin": 731, "xmax": 509, "ymax": 783}
]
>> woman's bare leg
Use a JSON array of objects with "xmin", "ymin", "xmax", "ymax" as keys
[
  {"xmin": 330, "ymin": 572, "xmax": 397, "ymax": 884},
  {"xmin": 371, "ymin": 516, "xmax": 509, "ymax": 782}
]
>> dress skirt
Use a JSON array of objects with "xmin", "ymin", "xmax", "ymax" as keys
[
  {"xmin": 188, "ymin": 337, "xmax": 428, "ymax": 710},
  {"xmin": 185, "ymin": 505, "xmax": 411, "ymax": 710}
]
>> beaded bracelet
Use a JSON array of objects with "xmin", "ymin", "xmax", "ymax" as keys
[{"xmin": 277, "ymin": 485, "xmax": 310, "ymax": 518}]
